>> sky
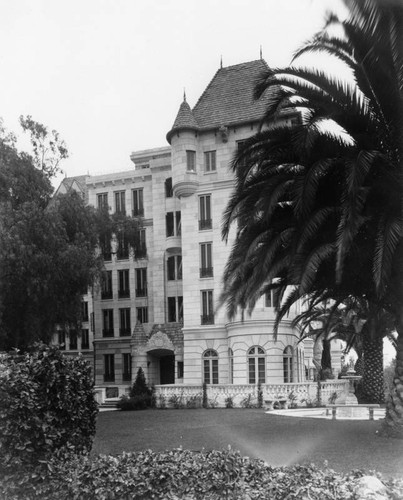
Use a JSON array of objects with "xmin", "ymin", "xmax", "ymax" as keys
[{"xmin": 0, "ymin": 0, "xmax": 344, "ymax": 188}]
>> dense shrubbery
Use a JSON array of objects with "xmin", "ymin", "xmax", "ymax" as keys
[
  {"xmin": 1, "ymin": 447, "xmax": 403, "ymax": 499},
  {"xmin": 117, "ymin": 367, "xmax": 155, "ymax": 411},
  {"xmin": 0, "ymin": 344, "xmax": 98, "ymax": 472}
]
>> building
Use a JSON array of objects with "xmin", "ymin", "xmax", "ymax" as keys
[{"xmin": 55, "ymin": 60, "xmax": 343, "ymax": 403}]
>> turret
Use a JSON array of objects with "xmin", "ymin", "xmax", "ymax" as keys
[{"xmin": 166, "ymin": 94, "xmax": 199, "ymax": 197}]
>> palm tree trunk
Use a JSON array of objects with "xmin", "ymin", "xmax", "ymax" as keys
[
  {"xmin": 383, "ymin": 333, "xmax": 403, "ymax": 438},
  {"xmin": 361, "ymin": 335, "xmax": 384, "ymax": 404}
]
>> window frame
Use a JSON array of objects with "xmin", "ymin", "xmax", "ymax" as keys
[
  {"xmin": 203, "ymin": 349, "xmax": 219, "ymax": 384},
  {"xmin": 200, "ymin": 242, "xmax": 213, "ymax": 278},
  {"xmin": 204, "ymin": 150, "xmax": 216, "ymax": 172},
  {"xmin": 118, "ymin": 269, "xmax": 130, "ymax": 298},
  {"xmin": 201, "ymin": 290, "xmax": 214, "ymax": 325},
  {"xmin": 283, "ymin": 346, "xmax": 294, "ymax": 383},
  {"xmin": 247, "ymin": 346, "xmax": 266, "ymax": 384},
  {"xmin": 132, "ymin": 188, "xmax": 144, "ymax": 217},
  {"xmin": 104, "ymin": 354, "xmax": 115, "ymax": 382},
  {"xmin": 119, "ymin": 307, "xmax": 131, "ymax": 336},
  {"xmin": 114, "ymin": 190, "xmax": 126, "ymax": 215},
  {"xmin": 135, "ymin": 268, "xmax": 147, "ymax": 297},
  {"xmin": 199, "ymin": 195, "xmax": 212, "ymax": 230},
  {"xmin": 186, "ymin": 150, "xmax": 196, "ymax": 172}
]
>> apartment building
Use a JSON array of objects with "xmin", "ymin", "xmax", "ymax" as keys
[{"xmin": 55, "ymin": 60, "xmax": 343, "ymax": 399}]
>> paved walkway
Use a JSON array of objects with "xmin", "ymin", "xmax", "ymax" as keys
[{"xmin": 93, "ymin": 408, "xmax": 403, "ymax": 479}]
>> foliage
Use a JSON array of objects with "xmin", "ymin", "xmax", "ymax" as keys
[
  {"xmin": 186, "ymin": 394, "xmax": 202, "ymax": 409},
  {"xmin": 202, "ymin": 382, "xmax": 208, "ymax": 408},
  {"xmin": 328, "ymin": 392, "xmax": 338, "ymax": 405},
  {"xmin": 225, "ymin": 396, "xmax": 234, "ymax": 408},
  {"xmin": 19, "ymin": 115, "xmax": 68, "ymax": 178},
  {"xmin": 168, "ymin": 393, "xmax": 185, "ymax": 409},
  {"xmin": 240, "ymin": 394, "xmax": 257, "ymax": 409},
  {"xmin": 2, "ymin": 447, "xmax": 403, "ymax": 500},
  {"xmin": 257, "ymin": 381, "xmax": 263, "ymax": 408},
  {"xmin": 118, "ymin": 368, "xmax": 154, "ymax": 411},
  {"xmin": 288, "ymin": 391, "xmax": 298, "ymax": 408},
  {"xmin": 384, "ymin": 358, "xmax": 396, "ymax": 401},
  {"xmin": 0, "ymin": 121, "xmax": 101, "ymax": 350},
  {"xmin": 0, "ymin": 344, "xmax": 98, "ymax": 473}
]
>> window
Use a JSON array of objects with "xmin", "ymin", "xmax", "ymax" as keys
[
  {"xmin": 237, "ymin": 140, "xmax": 247, "ymax": 169},
  {"xmin": 200, "ymin": 243, "xmax": 213, "ymax": 277},
  {"xmin": 165, "ymin": 177, "xmax": 173, "ymax": 197},
  {"xmin": 118, "ymin": 269, "xmax": 130, "ymax": 298},
  {"xmin": 186, "ymin": 150, "xmax": 196, "ymax": 172},
  {"xmin": 102, "ymin": 309, "xmax": 114, "ymax": 337},
  {"xmin": 135, "ymin": 268, "xmax": 147, "ymax": 297},
  {"xmin": 81, "ymin": 301, "xmax": 89, "ymax": 322},
  {"xmin": 58, "ymin": 331, "xmax": 65, "ymax": 349},
  {"xmin": 97, "ymin": 193, "xmax": 108, "ymax": 210},
  {"xmin": 166, "ymin": 211, "xmax": 181, "ymax": 237},
  {"xmin": 104, "ymin": 354, "xmax": 115, "ymax": 382},
  {"xmin": 122, "ymin": 353, "xmax": 132, "ymax": 381},
  {"xmin": 229, "ymin": 348, "xmax": 234, "ymax": 384},
  {"xmin": 100, "ymin": 234, "xmax": 112, "ymax": 261},
  {"xmin": 167, "ymin": 297, "xmax": 177, "ymax": 322},
  {"xmin": 201, "ymin": 290, "xmax": 214, "ymax": 325},
  {"xmin": 117, "ymin": 232, "xmax": 129, "ymax": 260},
  {"xmin": 119, "ymin": 308, "xmax": 131, "ymax": 336},
  {"xmin": 135, "ymin": 228, "xmax": 147, "ymax": 258},
  {"xmin": 177, "ymin": 361, "xmax": 184, "ymax": 379},
  {"xmin": 115, "ymin": 191, "xmax": 126, "ymax": 215},
  {"xmin": 101, "ymin": 271, "xmax": 113, "ymax": 300},
  {"xmin": 199, "ymin": 195, "xmax": 212, "ymax": 230},
  {"xmin": 81, "ymin": 329, "xmax": 89, "ymax": 350},
  {"xmin": 283, "ymin": 346, "xmax": 293, "ymax": 383},
  {"xmin": 248, "ymin": 346, "xmax": 266, "ymax": 384},
  {"xmin": 265, "ymin": 288, "xmax": 280, "ymax": 308},
  {"xmin": 166, "ymin": 296, "xmax": 183, "ymax": 323},
  {"xmin": 137, "ymin": 306, "xmax": 148, "ymax": 324},
  {"xmin": 132, "ymin": 188, "xmax": 144, "ymax": 216},
  {"xmin": 69, "ymin": 330, "xmax": 77, "ymax": 350},
  {"xmin": 204, "ymin": 151, "xmax": 216, "ymax": 172},
  {"xmin": 167, "ymin": 255, "xmax": 182, "ymax": 280},
  {"xmin": 203, "ymin": 349, "xmax": 218, "ymax": 384}
]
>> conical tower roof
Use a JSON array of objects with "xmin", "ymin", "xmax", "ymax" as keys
[{"xmin": 166, "ymin": 95, "xmax": 199, "ymax": 144}]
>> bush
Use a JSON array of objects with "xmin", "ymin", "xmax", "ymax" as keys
[
  {"xmin": 2, "ymin": 448, "xmax": 403, "ymax": 500},
  {"xmin": 118, "ymin": 367, "xmax": 154, "ymax": 411},
  {"xmin": 0, "ymin": 343, "xmax": 98, "ymax": 471},
  {"xmin": 225, "ymin": 396, "xmax": 234, "ymax": 408}
]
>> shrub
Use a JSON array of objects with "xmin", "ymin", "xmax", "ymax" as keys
[
  {"xmin": 0, "ymin": 343, "xmax": 98, "ymax": 471},
  {"xmin": 225, "ymin": 396, "xmax": 234, "ymax": 408},
  {"xmin": 240, "ymin": 394, "xmax": 257, "ymax": 408},
  {"xmin": 202, "ymin": 382, "xmax": 208, "ymax": 408},
  {"xmin": 118, "ymin": 367, "xmax": 154, "ymax": 411},
  {"xmin": 168, "ymin": 393, "xmax": 185, "ymax": 409},
  {"xmin": 186, "ymin": 394, "xmax": 202, "ymax": 409},
  {"xmin": 2, "ymin": 448, "xmax": 403, "ymax": 500},
  {"xmin": 257, "ymin": 382, "xmax": 263, "ymax": 408}
]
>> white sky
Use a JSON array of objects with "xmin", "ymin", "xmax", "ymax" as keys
[{"xmin": 0, "ymin": 0, "xmax": 343, "ymax": 188}]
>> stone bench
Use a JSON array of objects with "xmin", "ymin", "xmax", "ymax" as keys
[
  {"xmin": 264, "ymin": 399, "xmax": 288, "ymax": 410},
  {"xmin": 326, "ymin": 404, "xmax": 380, "ymax": 420}
]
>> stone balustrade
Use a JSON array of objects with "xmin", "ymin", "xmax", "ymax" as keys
[{"xmin": 154, "ymin": 380, "xmax": 348, "ymax": 408}]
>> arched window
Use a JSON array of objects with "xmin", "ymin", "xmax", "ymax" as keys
[
  {"xmin": 247, "ymin": 346, "xmax": 265, "ymax": 384},
  {"xmin": 228, "ymin": 348, "xmax": 234, "ymax": 384},
  {"xmin": 283, "ymin": 346, "xmax": 293, "ymax": 383},
  {"xmin": 203, "ymin": 349, "xmax": 218, "ymax": 384}
]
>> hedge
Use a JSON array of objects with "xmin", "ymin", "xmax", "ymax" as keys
[{"xmin": 1, "ymin": 448, "xmax": 403, "ymax": 499}]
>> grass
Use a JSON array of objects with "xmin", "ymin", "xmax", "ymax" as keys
[{"xmin": 93, "ymin": 408, "xmax": 403, "ymax": 479}]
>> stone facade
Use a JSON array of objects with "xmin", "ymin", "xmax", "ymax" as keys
[{"xmin": 54, "ymin": 60, "xmax": 343, "ymax": 399}]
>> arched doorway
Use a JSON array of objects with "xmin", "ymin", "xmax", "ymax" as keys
[{"xmin": 147, "ymin": 348, "xmax": 175, "ymax": 385}]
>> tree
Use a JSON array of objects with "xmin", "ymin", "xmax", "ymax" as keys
[
  {"xmin": 221, "ymin": 0, "xmax": 403, "ymax": 435},
  {"xmin": 19, "ymin": 115, "xmax": 68, "ymax": 178},
  {"xmin": 0, "ymin": 120, "xmax": 101, "ymax": 350}
]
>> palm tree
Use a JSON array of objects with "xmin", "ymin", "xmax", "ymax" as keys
[
  {"xmin": 221, "ymin": 0, "xmax": 403, "ymax": 435},
  {"xmin": 292, "ymin": 296, "xmax": 395, "ymax": 403}
]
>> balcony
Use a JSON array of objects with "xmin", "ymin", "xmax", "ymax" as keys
[
  {"xmin": 117, "ymin": 248, "xmax": 129, "ymax": 260},
  {"xmin": 135, "ymin": 243, "xmax": 147, "ymax": 259},
  {"xmin": 201, "ymin": 314, "xmax": 215, "ymax": 325},
  {"xmin": 101, "ymin": 291, "xmax": 113, "ymax": 300},
  {"xmin": 118, "ymin": 289, "xmax": 130, "ymax": 299},
  {"xmin": 102, "ymin": 328, "xmax": 114, "ymax": 338},
  {"xmin": 200, "ymin": 267, "xmax": 213, "ymax": 278},
  {"xmin": 119, "ymin": 328, "xmax": 131, "ymax": 337},
  {"xmin": 132, "ymin": 207, "xmax": 144, "ymax": 217},
  {"xmin": 199, "ymin": 219, "xmax": 212, "ymax": 231},
  {"xmin": 136, "ymin": 287, "xmax": 148, "ymax": 298}
]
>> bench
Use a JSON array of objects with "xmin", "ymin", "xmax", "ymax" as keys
[
  {"xmin": 264, "ymin": 399, "xmax": 288, "ymax": 410},
  {"xmin": 326, "ymin": 404, "xmax": 380, "ymax": 420}
]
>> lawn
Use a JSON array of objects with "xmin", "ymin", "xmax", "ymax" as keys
[{"xmin": 93, "ymin": 409, "xmax": 403, "ymax": 479}]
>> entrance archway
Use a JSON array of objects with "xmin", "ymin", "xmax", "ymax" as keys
[{"xmin": 147, "ymin": 348, "xmax": 175, "ymax": 385}]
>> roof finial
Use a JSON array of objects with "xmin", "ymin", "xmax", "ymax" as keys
[
  {"xmin": 183, "ymin": 88, "xmax": 186, "ymax": 102},
  {"xmin": 260, "ymin": 45, "xmax": 263, "ymax": 60},
  {"xmin": 220, "ymin": 55, "xmax": 223, "ymax": 69}
]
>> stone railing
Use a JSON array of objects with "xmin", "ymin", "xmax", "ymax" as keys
[{"xmin": 154, "ymin": 380, "xmax": 348, "ymax": 408}]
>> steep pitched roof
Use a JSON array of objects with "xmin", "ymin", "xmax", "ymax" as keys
[
  {"xmin": 193, "ymin": 59, "xmax": 268, "ymax": 130},
  {"xmin": 166, "ymin": 59, "xmax": 269, "ymax": 143}
]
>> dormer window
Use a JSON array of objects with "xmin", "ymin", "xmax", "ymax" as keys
[{"xmin": 186, "ymin": 150, "xmax": 196, "ymax": 172}]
